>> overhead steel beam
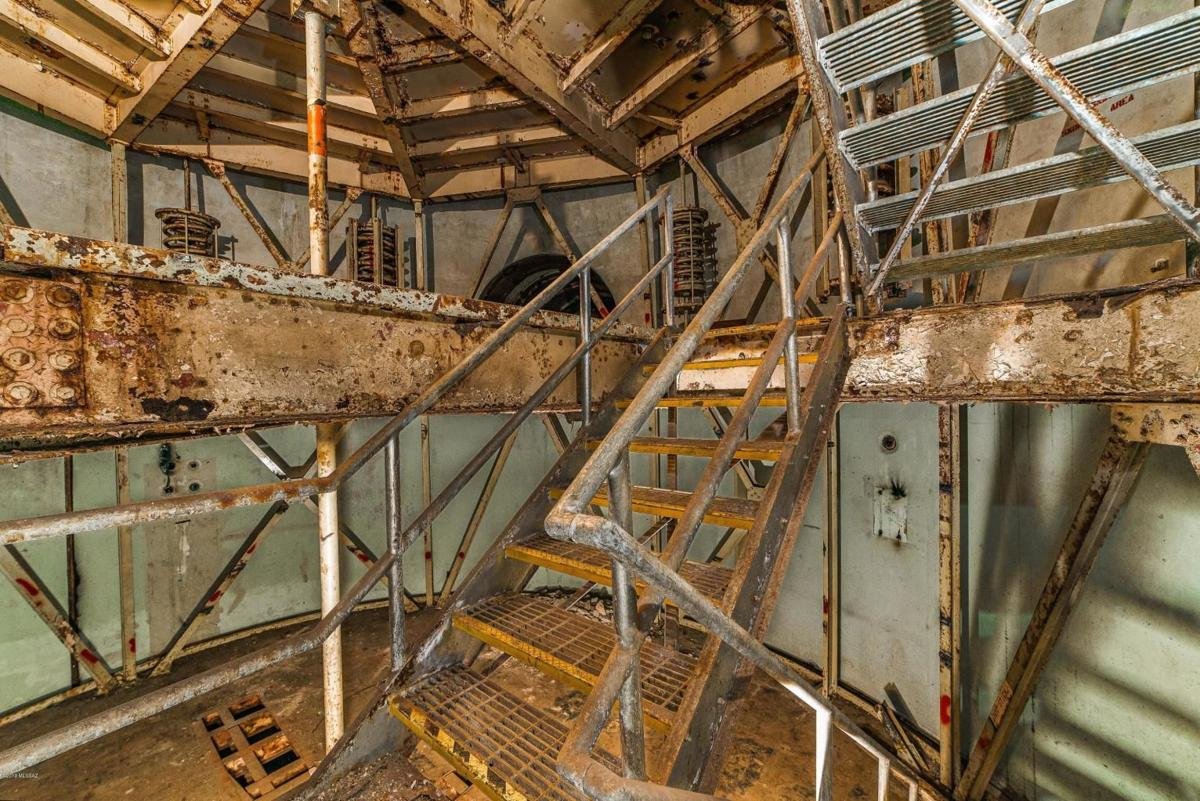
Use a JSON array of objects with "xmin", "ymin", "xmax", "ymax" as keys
[
  {"xmin": 0, "ymin": 0, "xmax": 142, "ymax": 94},
  {"xmin": 0, "ymin": 226, "xmax": 646, "ymax": 453},
  {"xmin": 607, "ymin": 5, "xmax": 771, "ymax": 128},
  {"xmin": 111, "ymin": 0, "xmax": 267, "ymax": 141},
  {"xmin": 561, "ymin": 0, "xmax": 664, "ymax": 93},
  {"xmin": 398, "ymin": 0, "xmax": 640, "ymax": 173},
  {"xmin": 844, "ymin": 279, "xmax": 1200, "ymax": 403},
  {"xmin": 954, "ymin": 430, "xmax": 1149, "ymax": 801},
  {"xmin": 639, "ymin": 55, "xmax": 803, "ymax": 168},
  {"xmin": 342, "ymin": 1, "xmax": 424, "ymax": 195}
]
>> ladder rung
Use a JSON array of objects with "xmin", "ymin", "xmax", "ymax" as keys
[
  {"xmin": 505, "ymin": 534, "xmax": 733, "ymax": 603},
  {"xmin": 587, "ymin": 436, "xmax": 784, "ymax": 461}
]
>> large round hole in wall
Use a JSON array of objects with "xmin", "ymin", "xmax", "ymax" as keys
[
  {"xmin": 480, "ymin": 253, "xmax": 615, "ymax": 316},
  {"xmin": 880, "ymin": 434, "xmax": 898, "ymax": 453}
]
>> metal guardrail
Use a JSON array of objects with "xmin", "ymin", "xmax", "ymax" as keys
[{"xmin": 0, "ymin": 187, "xmax": 675, "ymax": 778}]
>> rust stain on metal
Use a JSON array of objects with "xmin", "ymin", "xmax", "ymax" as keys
[{"xmin": 0, "ymin": 277, "xmax": 85, "ymax": 409}]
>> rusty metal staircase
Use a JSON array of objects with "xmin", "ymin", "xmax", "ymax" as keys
[{"xmin": 384, "ymin": 143, "xmax": 874, "ymax": 800}]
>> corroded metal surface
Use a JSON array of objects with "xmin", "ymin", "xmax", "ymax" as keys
[
  {"xmin": 0, "ymin": 226, "xmax": 647, "ymax": 340},
  {"xmin": 845, "ymin": 279, "xmax": 1200, "ymax": 402},
  {"xmin": 0, "ymin": 277, "xmax": 84, "ymax": 409},
  {"xmin": 0, "ymin": 227, "xmax": 645, "ymax": 451}
]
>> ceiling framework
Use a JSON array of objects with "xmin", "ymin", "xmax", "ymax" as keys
[{"xmin": 0, "ymin": 0, "xmax": 804, "ymax": 199}]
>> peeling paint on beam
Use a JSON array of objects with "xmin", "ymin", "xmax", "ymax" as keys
[
  {"xmin": 0, "ymin": 228, "xmax": 647, "ymax": 448},
  {"xmin": 0, "ymin": 226, "xmax": 648, "ymax": 340},
  {"xmin": 845, "ymin": 279, "xmax": 1200, "ymax": 402}
]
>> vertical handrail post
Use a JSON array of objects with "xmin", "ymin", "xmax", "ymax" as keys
[
  {"xmin": 663, "ymin": 193, "xmax": 676, "ymax": 328},
  {"xmin": 384, "ymin": 434, "xmax": 405, "ymax": 672},
  {"xmin": 775, "ymin": 220, "xmax": 802, "ymax": 433},
  {"xmin": 607, "ymin": 451, "xmax": 646, "ymax": 779},
  {"xmin": 579, "ymin": 266, "xmax": 593, "ymax": 428}
]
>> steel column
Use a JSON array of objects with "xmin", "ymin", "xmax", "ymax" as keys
[
  {"xmin": 775, "ymin": 221, "xmax": 802, "ymax": 433},
  {"xmin": 305, "ymin": 5, "xmax": 343, "ymax": 753},
  {"xmin": 115, "ymin": 449, "xmax": 136, "ymax": 681},
  {"xmin": 605, "ymin": 453, "xmax": 645, "ymax": 779},
  {"xmin": 936, "ymin": 404, "xmax": 964, "ymax": 786}
]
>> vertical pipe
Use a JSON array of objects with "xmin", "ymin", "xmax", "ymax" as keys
[
  {"xmin": 384, "ymin": 435, "xmax": 405, "ymax": 672},
  {"xmin": 579, "ymin": 267, "xmax": 592, "ymax": 429},
  {"xmin": 607, "ymin": 453, "xmax": 646, "ymax": 779},
  {"xmin": 662, "ymin": 194, "xmax": 676, "ymax": 328},
  {"xmin": 306, "ymin": 8, "xmax": 343, "ymax": 753},
  {"xmin": 64, "ymin": 455, "xmax": 80, "ymax": 687},
  {"xmin": 937, "ymin": 404, "xmax": 963, "ymax": 785},
  {"xmin": 413, "ymin": 199, "xmax": 427, "ymax": 291},
  {"xmin": 420, "ymin": 416, "xmax": 434, "ymax": 605},
  {"xmin": 774, "ymin": 222, "xmax": 802, "ymax": 433},
  {"xmin": 822, "ymin": 414, "xmax": 840, "ymax": 696},
  {"xmin": 115, "ymin": 449, "xmax": 136, "ymax": 681}
]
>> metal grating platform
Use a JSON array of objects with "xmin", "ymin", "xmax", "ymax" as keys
[
  {"xmin": 858, "ymin": 119, "xmax": 1200, "ymax": 232},
  {"xmin": 550, "ymin": 484, "xmax": 760, "ymax": 530},
  {"xmin": 455, "ymin": 594, "xmax": 697, "ymax": 719},
  {"xmin": 588, "ymin": 436, "xmax": 784, "ymax": 461},
  {"xmin": 840, "ymin": 8, "xmax": 1200, "ymax": 168},
  {"xmin": 393, "ymin": 666, "xmax": 619, "ymax": 801},
  {"xmin": 506, "ymin": 533, "xmax": 733, "ymax": 604}
]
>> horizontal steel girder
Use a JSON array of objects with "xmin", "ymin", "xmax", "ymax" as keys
[
  {"xmin": 845, "ymin": 279, "xmax": 1200, "ymax": 403},
  {"xmin": 0, "ymin": 226, "xmax": 647, "ymax": 454}
]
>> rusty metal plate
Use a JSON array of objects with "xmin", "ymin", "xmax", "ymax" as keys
[{"xmin": 0, "ymin": 277, "xmax": 84, "ymax": 409}]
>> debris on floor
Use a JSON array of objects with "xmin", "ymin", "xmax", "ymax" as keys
[{"xmin": 199, "ymin": 693, "xmax": 310, "ymax": 800}]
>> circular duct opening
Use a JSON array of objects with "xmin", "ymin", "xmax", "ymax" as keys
[{"xmin": 480, "ymin": 253, "xmax": 615, "ymax": 316}]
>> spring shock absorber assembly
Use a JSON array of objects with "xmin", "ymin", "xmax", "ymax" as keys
[
  {"xmin": 156, "ymin": 159, "xmax": 220, "ymax": 257},
  {"xmin": 348, "ymin": 197, "xmax": 403, "ymax": 287}
]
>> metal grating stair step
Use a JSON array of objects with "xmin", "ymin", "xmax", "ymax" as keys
[
  {"xmin": 620, "ymin": 392, "xmax": 787, "ymax": 409},
  {"xmin": 884, "ymin": 214, "xmax": 1184, "ymax": 283},
  {"xmin": 818, "ymin": 0, "xmax": 1077, "ymax": 92},
  {"xmin": 840, "ymin": 7, "xmax": 1200, "ymax": 168},
  {"xmin": 587, "ymin": 436, "xmax": 784, "ymax": 461},
  {"xmin": 858, "ymin": 119, "xmax": 1200, "ymax": 232},
  {"xmin": 641, "ymin": 353, "xmax": 818, "ymax": 374},
  {"xmin": 548, "ymin": 485, "xmax": 759, "ymax": 529},
  {"xmin": 454, "ymin": 594, "xmax": 697, "ymax": 725},
  {"xmin": 505, "ymin": 533, "xmax": 733, "ymax": 604},
  {"xmin": 392, "ymin": 666, "xmax": 619, "ymax": 801}
]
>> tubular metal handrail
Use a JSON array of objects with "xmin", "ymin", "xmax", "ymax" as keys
[
  {"xmin": 0, "ymin": 187, "xmax": 675, "ymax": 778},
  {"xmin": 545, "ymin": 148, "xmax": 932, "ymax": 800}
]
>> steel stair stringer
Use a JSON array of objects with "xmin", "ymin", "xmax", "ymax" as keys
[{"xmin": 658, "ymin": 307, "xmax": 851, "ymax": 791}]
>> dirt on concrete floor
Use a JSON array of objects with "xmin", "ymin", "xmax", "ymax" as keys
[{"xmin": 0, "ymin": 598, "xmax": 916, "ymax": 801}]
